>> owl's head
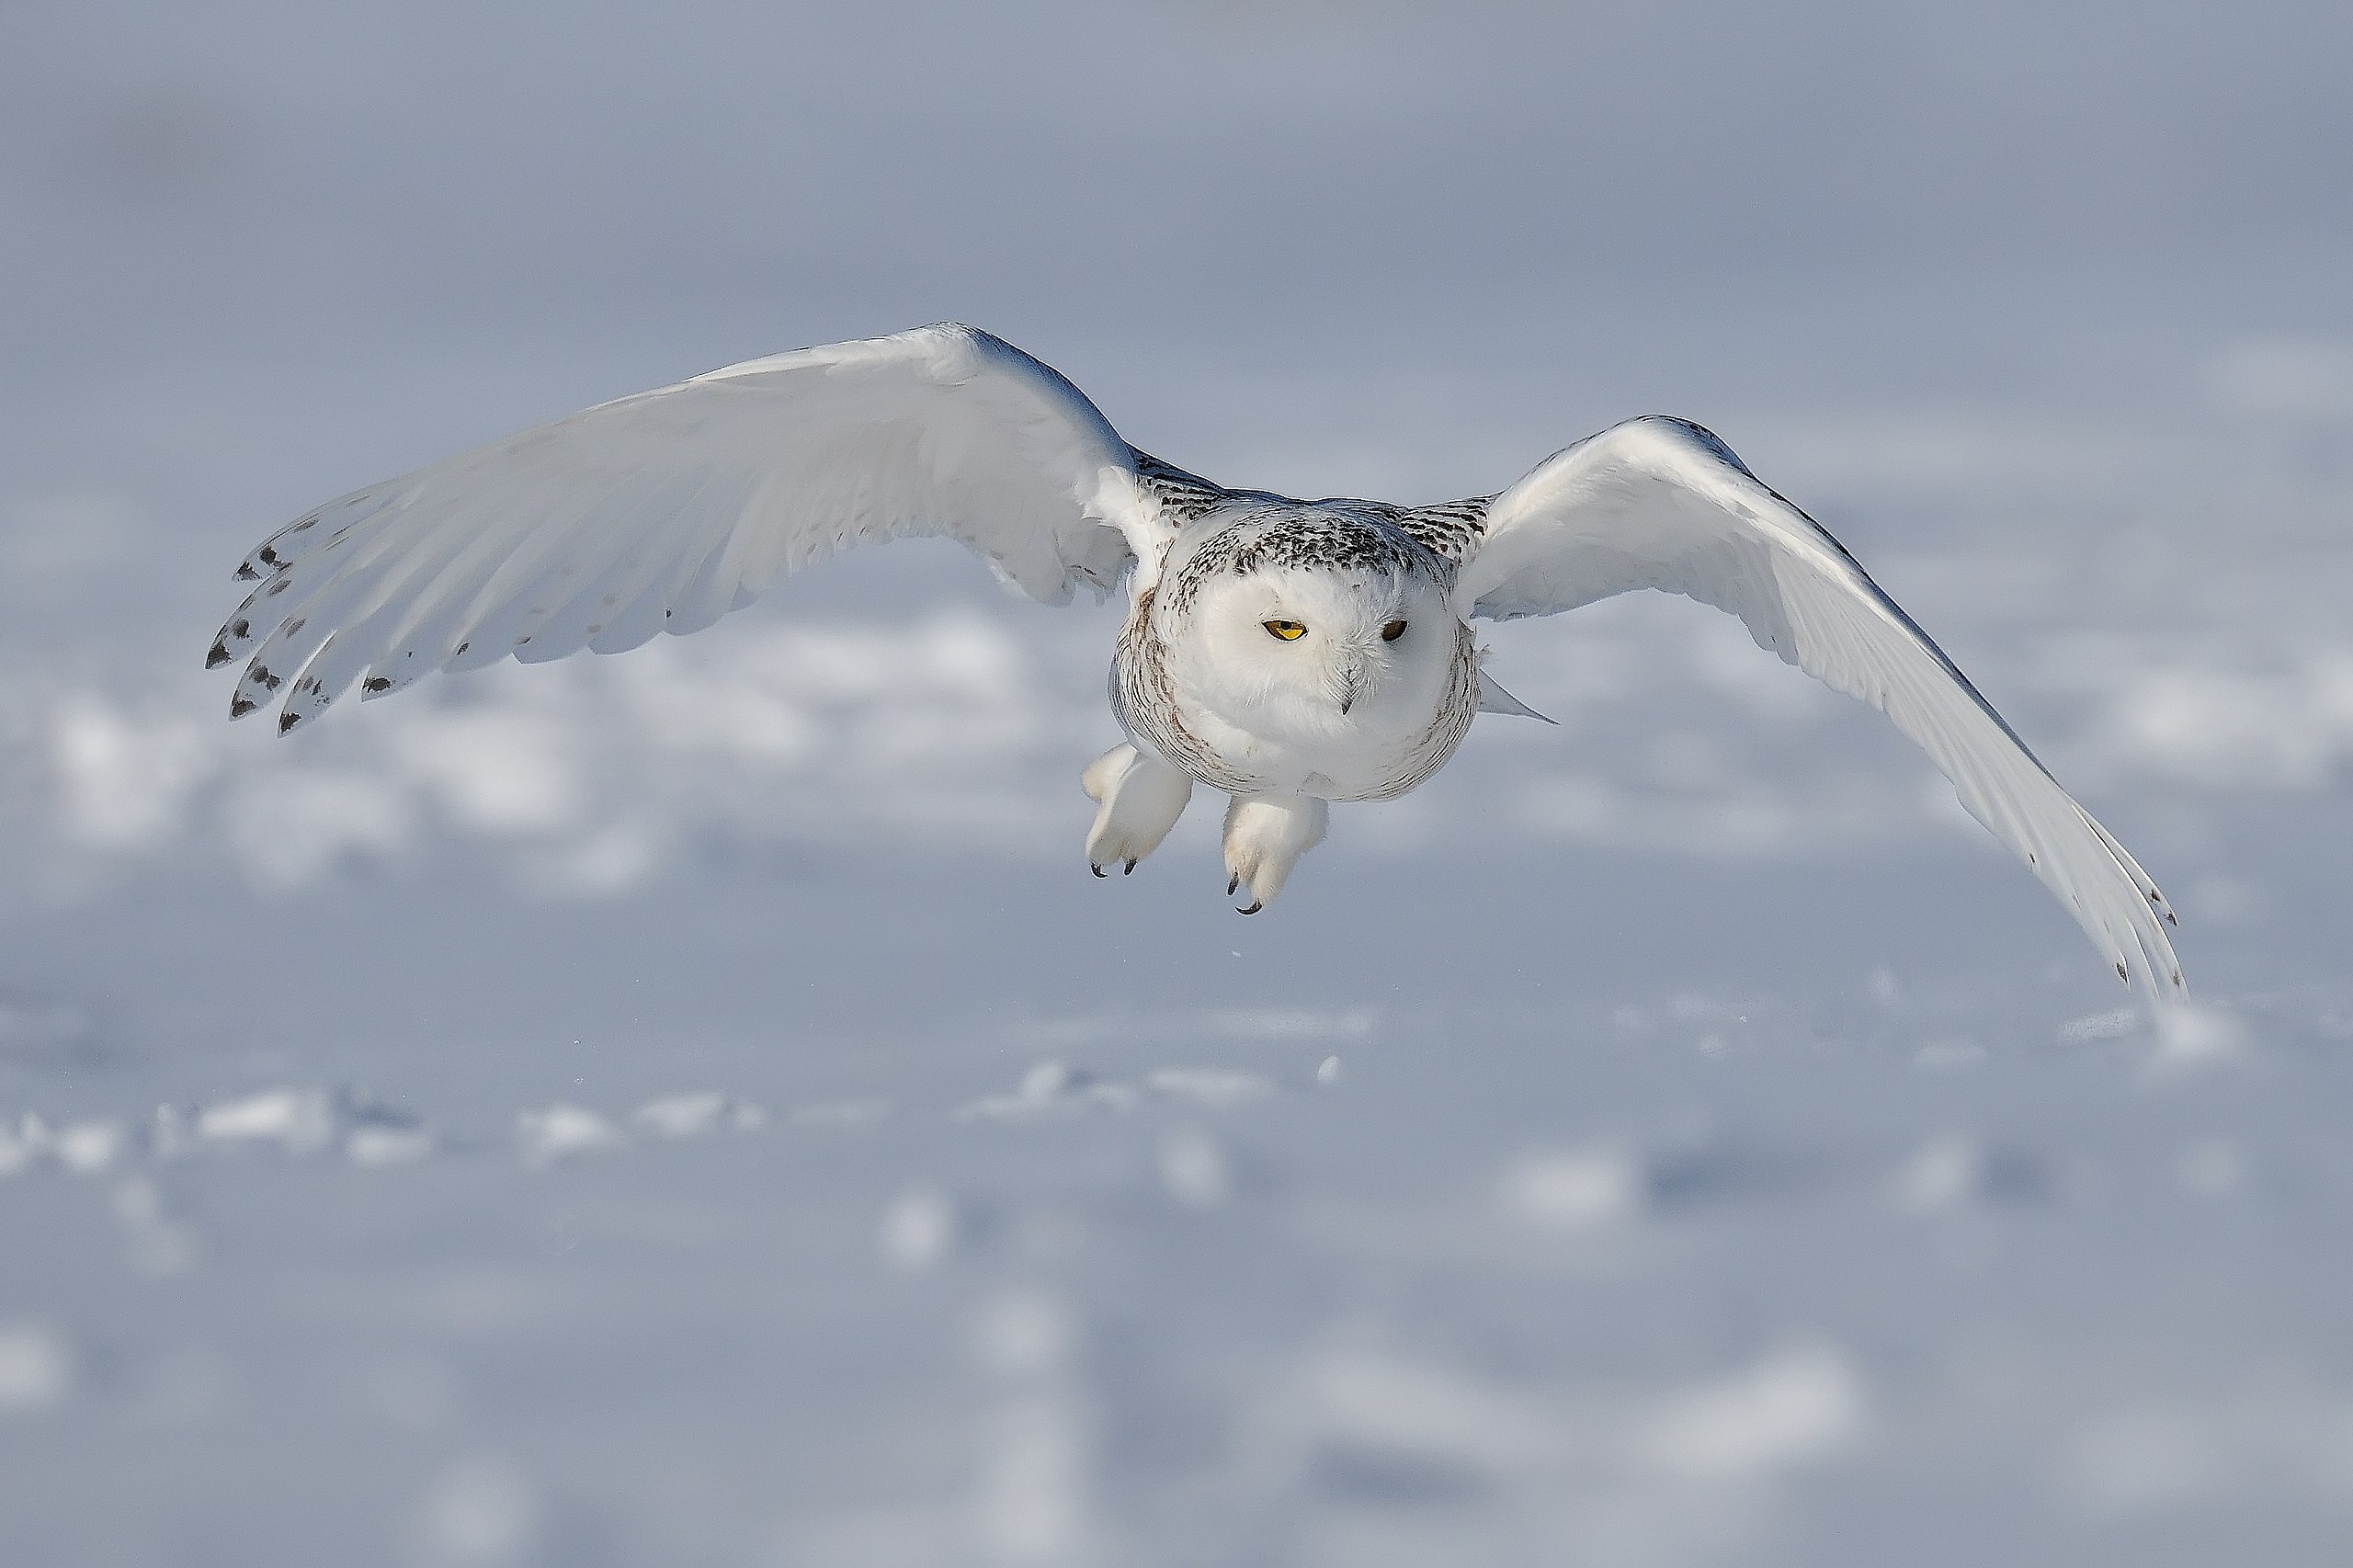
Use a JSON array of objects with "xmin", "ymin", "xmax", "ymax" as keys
[{"xmin": 1169, "ymin": 513, "xmax": 1461, "ymax": 742}]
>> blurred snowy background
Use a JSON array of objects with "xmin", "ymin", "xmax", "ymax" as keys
[{"xmin": 4, "ymin": 2, "xmax": 2352, "ymax": 1562}]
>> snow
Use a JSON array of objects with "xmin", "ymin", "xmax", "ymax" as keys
[
  {"xmin": 1155, "ymin": 1124, "xmax": 1233, "ymax": 1210},
  {"xmin": 512, "ymin": 1104, "xmax": 628, "ymax": 1168},
  {"xmin": 1631, "ymin": 1345, "xmax": 1868, "ymax": 1479},
  {"xmin": 879, "ymin": 1187, "xmax": 959, "ymax": 1274},
  {"xmin": 197, "ymin": 1087, "xmax": 337, "ymax": 1153},
  {"xmin": 0, "ymin": 1324, "xmax": 74, "ymax": 1416},
  {"xmin": 5, "ymin": 2, "xmax": 2353, "ymax": 1563},
  {"xmin": 1503, "ymin": 1146, "xmax": 1646, "ymax": 1231},
  {"xmin": 631, "ymin": 1092, "xmax": 766, "ymax": 1138}
]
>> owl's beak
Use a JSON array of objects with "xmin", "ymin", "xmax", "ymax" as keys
[{"xmin": 1335, "ymin": 656, "xmax": 1371, "ymax": 716}]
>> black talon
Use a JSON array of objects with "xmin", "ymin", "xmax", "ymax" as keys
[
  {"xmin": 1122, "ymin": 858, "xmax": 1135, "ymax": 875},
  {"xmin": 1237, "ymin": 902, "xmax": 1262, "ymax": 915},
  {"xmin": 1226, "ymin": 875, "xmax": 1240, "ymax": 895},
  {"xmin": 1090, "ymin": 864, "xmax": 1105, "ymax": 878}
]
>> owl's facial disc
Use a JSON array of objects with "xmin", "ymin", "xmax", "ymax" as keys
[{"xmin": 1187, "ymin": 563, "xmax": 1453, "ymax": 736}]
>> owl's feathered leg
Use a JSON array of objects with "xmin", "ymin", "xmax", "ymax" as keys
[
  {"xmin": 1082, "ymin": 744, "xmax": 1194, "ymax": 876},
  {"xmin": 1221, "ymin": 793, "xmax": 1329, "ymax": 915}
]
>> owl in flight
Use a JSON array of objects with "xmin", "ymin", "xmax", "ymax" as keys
[{"xmin": 210, "ymin": 324, "xmax": 2182, "ymax": 1001}]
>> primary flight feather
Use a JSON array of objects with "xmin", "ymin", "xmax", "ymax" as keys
[{"xmin": 211, "ymin": 323, "xmax": 2184, "ymax": 1003}]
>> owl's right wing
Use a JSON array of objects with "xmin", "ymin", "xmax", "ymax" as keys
[
  {"xmin": 1455, "ymin": 415, "xmax": 2183, "ymax": 1005},
  {"xmin": 210, "ymin": 324, "xmax": 1202, "ymax": 732}
]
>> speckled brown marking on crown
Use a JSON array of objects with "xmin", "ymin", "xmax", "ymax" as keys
[{"xmin": 1164, "ymin": 505, "xmax": 1454, "ymax": 618}]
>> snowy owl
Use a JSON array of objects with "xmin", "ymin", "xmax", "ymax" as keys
[{"xmin": 210, "ymin": 324, "xmax": 2182, "ymax": 1000}]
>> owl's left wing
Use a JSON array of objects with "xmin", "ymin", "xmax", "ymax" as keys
[{"xmin": 1455, "ymin": 415, "xmax": 2183, "ymax": 1005}]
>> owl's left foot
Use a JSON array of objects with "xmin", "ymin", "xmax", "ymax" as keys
[{"xmin": 1222, "ymin": 793, "xmax": 1329, "ymax": 913}]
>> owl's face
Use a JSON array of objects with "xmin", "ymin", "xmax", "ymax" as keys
[{"xmin": 1176, "ymin": 559, "xmax": 1460, "ymax": 744}]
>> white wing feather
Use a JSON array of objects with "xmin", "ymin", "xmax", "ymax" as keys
[
  {"xmin": 211, "ymin": 324, "xmax": 1161, "ymax": 730},
  {"xmin": 1458, "ymin": 415, "xmax": 2184, "ymax": 1004}
]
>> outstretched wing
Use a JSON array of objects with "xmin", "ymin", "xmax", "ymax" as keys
[
  {"xmin": 1456, "ymin": 415, "xmax": 2184, "ymax": 1004},
  {"xmin": 210, "ymin": 324, "xmax": 1186, "ymax": 731}
]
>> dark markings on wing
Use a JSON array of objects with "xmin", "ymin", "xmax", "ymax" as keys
[
  {"xmin": 1131, "ymin": 449, "xmax": 1229, "ymax": 525},
  {"xmin": 1393, "ymin": 495, "xmax": 1490, "ymax": 563}
]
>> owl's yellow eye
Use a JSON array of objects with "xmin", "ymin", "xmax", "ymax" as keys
[
  {"xmin": 1381, "ymin": 619, "xmax": 1408, "ymax": 642},
  {"xmin": 1264, "ymin": 619, "xmax": 1307, "ymax": 642}
]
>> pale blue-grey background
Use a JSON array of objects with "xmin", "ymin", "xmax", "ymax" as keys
[{"xmin": 2, "ymin": 4, "xmax": 2350, "ymax": 1563}]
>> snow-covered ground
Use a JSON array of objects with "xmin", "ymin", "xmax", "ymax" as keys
[{"xmin": 6, "ymin": 4, "xmax": 2353, "ymax": 1563}]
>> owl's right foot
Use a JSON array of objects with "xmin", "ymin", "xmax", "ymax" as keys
[{"xmin": 1082, "ymin": 744, "xmax": 1194, "ymax": 877}]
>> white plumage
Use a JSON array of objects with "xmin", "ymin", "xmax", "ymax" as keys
[{"xmin": 212, "ymin": 323, "xmax": 2184, "ymax": 1002}]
